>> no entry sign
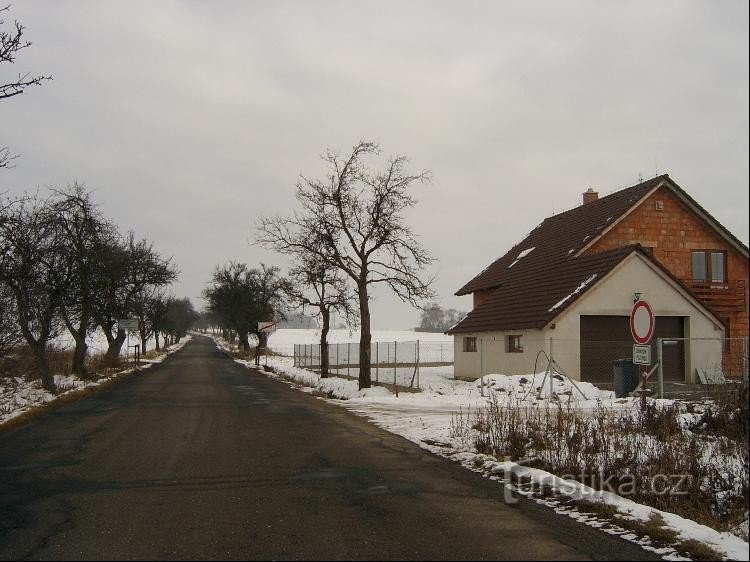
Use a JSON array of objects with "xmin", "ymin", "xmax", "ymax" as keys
[{"xmin": 630, "ymin": 300, "xmax": 655, "ymax": 345}]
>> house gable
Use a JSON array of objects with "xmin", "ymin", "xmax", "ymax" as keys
[{"xmin": 585, "ymin": 183, "xmax": 749, "ymax": 281}]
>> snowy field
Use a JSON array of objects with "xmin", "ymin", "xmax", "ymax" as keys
[
  {"xmin": 264, "ymin": 328, "xmax": 453, "ymax": 357},
  {"xmin": 210, "ymin": 332, "xmax": 748, "ymax": 562}
]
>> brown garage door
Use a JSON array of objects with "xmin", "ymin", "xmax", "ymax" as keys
[{"xmin": 580, "ymin": 315, "xmax": 685, "ymax": 382}]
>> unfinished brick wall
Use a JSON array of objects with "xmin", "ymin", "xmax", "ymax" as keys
[{"xmin": 586, "ymin": 185, "xmax": 749, "ymax": 373}]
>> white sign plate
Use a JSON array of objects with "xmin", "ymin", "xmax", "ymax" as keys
[
  {"xmin": 118, "ymin": 318, "xmax": 139, "ymax": 331},
  {"xmin": 258, "ymin": 321, "xmax": 277, "ymax": 333},
  {"xmin": 633, "ymin": 344, "xmax": 651, "ymax": 365},
  {"xmin": 630, "ymin": 300, "xmax": 655, "ymax": 345}
]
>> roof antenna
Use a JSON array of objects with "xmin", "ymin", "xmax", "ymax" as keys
[
  {"xmin": 654, "ymin": 158, "xmax": 659, "ymax": 178},
  {"xmin": 638, "ymin": 172, "xmax": 644, "ymax": 182}
]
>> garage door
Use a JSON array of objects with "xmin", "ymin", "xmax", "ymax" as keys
[{"xmin": 580, "ymin": 315, "xmax": 685, "ymax": 383}]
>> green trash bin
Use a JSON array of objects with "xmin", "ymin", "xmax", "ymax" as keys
[{"xmin": 613, "ymin": 358, "xmax": 638, "ymax": 398}]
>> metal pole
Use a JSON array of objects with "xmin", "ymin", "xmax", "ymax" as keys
[
  {"xmin": 417, "ymin": 340, "xmax": 420, "ymax": 389},
  {"xmin": 347, "ymin": 343, "xmax": 351, "ymax": 377},
  {"xmin": 394, "ymin": 341, "xmax": 397, "ymax": 386},
  {"xmin": 375, "ymin": 342, "xmax": 379, "ymax": 383},
  {"xmin": 549, "ymin": 338, "xmax": 555, "ymax": 397},
  {"xmin": 480, "ymin": 337, "xmax": 484, "ymax": 397},
  {"xmin": 657, "ymin": 338, "xmax": 664, "ymax": 399}
]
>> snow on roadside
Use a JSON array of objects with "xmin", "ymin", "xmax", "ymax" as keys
[
  {"xmin": 215, "ymin": 334, "xmax": 747, "ymax": 561},
  {"xmin": 0, "ymin": 336, "xmax": 191, "ymax": 426}
]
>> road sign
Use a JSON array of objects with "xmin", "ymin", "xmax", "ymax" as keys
[
  {"xmin": 633, "ymin": 344, "xmax": 651, "ymax": 365},
  {"xmin": 258, "ymin": 321, "xmax": 277, "ymax": 334},
  {"xmin": 118, "ymin": 318, "xmax": 139, "ymax": 332},
  {"xmin": 630, "ymin": 299, "xmax": 655, "ymax": 345}
]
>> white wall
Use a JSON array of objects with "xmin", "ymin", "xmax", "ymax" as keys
[
  {"xmin": 453, "ymin": 253, "xmax": 723, "ymax": 383},
  {"xmin": 454, "ymin": 330, "xmax": 547, "ymax": 380}
]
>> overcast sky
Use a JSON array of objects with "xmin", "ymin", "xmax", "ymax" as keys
[{"xmin": 2, "ymin": 1, "xmax": 748, "ymax": 329}]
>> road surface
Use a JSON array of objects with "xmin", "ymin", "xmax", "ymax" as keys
[{"xmin": 0, "ymin": 336, "xmax": 659, "ymax": 560}]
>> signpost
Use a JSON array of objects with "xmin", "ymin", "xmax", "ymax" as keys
[
  {"xmin": 118, "ymin": 318, "xmax": 139, "ymax": 332},
  {"xmin": 632, "ymin": 344, "xmax": 651, "ymax": 365},
  {"xmin": 257, "ymin": 321, "xmax": 278, "ymax": 366},
  {"xmin": 117, "ymin": 318, "xmax": 140, "ymax": 368},
  {"xmin": 630, "ymin": 299, "xmax": 655, "ymax": 409}
]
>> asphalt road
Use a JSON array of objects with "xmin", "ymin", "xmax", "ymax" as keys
[{"xmin": 0, "ymin": 336, "xmax": 660, "ymax": 561}]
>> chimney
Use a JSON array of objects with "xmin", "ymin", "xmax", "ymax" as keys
[{"xmin": 583, "ymin": 187, "xmax": 599, "ymax": 205}]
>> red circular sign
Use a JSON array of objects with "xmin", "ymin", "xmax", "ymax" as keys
[{"xmin": 630, "ymin": 300, "xmax": 655, "ymax": 344}]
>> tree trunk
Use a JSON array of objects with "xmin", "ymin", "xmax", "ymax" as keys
[
  {"xmin": 104, "ymin": 328, "xmax": 127, "ymax": 365},
  {"xmin": 140, "ymin": 328, "xmax": 148, "ymax": 354},
  {"xmin": 154, "ymin": 331, "xmax": 161, "ymax": 351},
  {"xmin": 71, "ymin": 334, "xmax": 88, "ymax": 379},
  {"xmin": 358, "ymin": 286, "xmax": 372, "ymax": 389},
  {"xmin": 63, "ymin": 313, "xmax": 89, "ymax": 378},
  {"xmin": 33, "ymin": 342, "xmax": 55, "ymax": 392},
  {"xmin": 320, "ymin": 307, "xmax": 330, "ymax": 378},
  {"xmin": 238, "ymin": 330, "xmax": 250, "ymax": 353}
]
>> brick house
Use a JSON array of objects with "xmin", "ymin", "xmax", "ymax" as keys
[{"xmin": 448, "ymin": 175, "xmax": 749, "ymax": 382}]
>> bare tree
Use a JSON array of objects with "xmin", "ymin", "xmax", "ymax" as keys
[
  {"xmin": 92, "ymin": 233, "xmax": 177, "ymax": 364},
  {"xmin": 0, "ymin": 193, "xmax": 70, "ymax": 390},
  {"xmin": 257, "ymin": 141, "xmax": 435, "ymax": 388},
  {"xmin": 0, "ymin": 281, "xmax": 20, "ymax": 361},
  {"xmin": 51, "ymin": 184, "xmax": 117, "ymax": 377},
  {"xmin": 418, "ymin": 302, "xmax": 466, "ymax": 332},
  {"xmin": 1, "ymin": 5, "xmax": 51, "ymax": 169},
  {"xmin": 285, "ymin": 254, "xmax": 356, "ymax": 377},
  {"xmin": 203, "ymin": 262, "xmax": 289, "ymax": 354}
]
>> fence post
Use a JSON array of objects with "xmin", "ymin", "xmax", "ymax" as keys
[
  {"xmin": 417, "ymin": 340, "xmax": 420, "ymax": 389},
  {"xmin": 394, "ymin": 340, "xmax": 398, "ymax": 387},
  {"xmin": 657, "ymin": 338, "xmax": 664, "ymax": 399},
  {"xmin": 480, "ymin": 337, "xmax": 484, "ymax": 397}
]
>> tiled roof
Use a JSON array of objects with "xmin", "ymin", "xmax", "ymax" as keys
[
  {"xmin": 455, "ymin": 175, "xmax": 667, "ymax": 296},
  {"xmin": 448, "ymin": 173, "xmax": 740, "ymax": 334},
  {"xmin": 447, "ymin": 246, "xmax": 643, "ymax": 334}
]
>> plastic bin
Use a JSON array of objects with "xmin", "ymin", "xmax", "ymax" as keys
[{"xmin": 612, "ymin": 358, "xmax": 639, "ymax": 398}]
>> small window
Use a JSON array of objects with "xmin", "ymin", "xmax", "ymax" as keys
[
  {"xmin": 692, "ymin": 250, "xmax": 726, "ymax": 283},
  {"xmin": 463, "ymin": 337, "xmax": 477, "ymax": 353},
  {"xmin": 692, "ymin": 251, "xmax": 707, "ymax": 281},
  {"xmin": 506, "ymin": 335, "xmax": 523, "ymax": 353},
  {"xmin": 711, "ymin": 252, "xmax": 726, "ymax": 283}
]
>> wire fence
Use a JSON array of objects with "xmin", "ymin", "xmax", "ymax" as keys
[
  {"xmin": 540, "ymin": 336, "xmax": 749, "ymax": 400},
  {"xmin": 293, "ymin": 340, "xmax": 453, "ymax": 390}
]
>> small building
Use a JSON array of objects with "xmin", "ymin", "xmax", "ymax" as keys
[{"xmin": 448, "ymin": 175, "xmax": 749, "ymax": 383}]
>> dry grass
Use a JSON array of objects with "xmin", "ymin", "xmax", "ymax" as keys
[
  {"xmin": 674, "ymin": 538, "xmax": 724, "ymax": 561},
  {"xmin": 450, "ymin": 393, "xmax": 749, "ymax": 537}
]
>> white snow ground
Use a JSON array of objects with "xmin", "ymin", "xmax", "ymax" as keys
[{"xmin": 211, "ymin": 334, "xmax": 749, "ymax": 562}]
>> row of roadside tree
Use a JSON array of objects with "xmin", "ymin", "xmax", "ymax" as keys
[{"xmin": 0, "ymin": 185, "xmax": 195, "ymax": 391}]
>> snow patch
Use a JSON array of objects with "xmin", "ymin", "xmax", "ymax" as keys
[{"xmin": 549, "ymin": 274, "xmax": 598, "ymax": 311}]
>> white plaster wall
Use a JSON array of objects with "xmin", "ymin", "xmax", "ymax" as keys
[
  {"xmin": 551, "ymin": 254, "xmax": 723, "ymax": 382},
  {"xmin": 453, "ymin": 330, "xmax": 547, "ymax": 381},
  {"xmin": 454, "ymin": 254, "xmax": 723, "ymax": 383}
]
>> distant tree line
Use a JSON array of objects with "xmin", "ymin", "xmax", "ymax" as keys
[
  {"xmin": 202, "ymin": 263, "xmax": 289, "ymax": 354},
  {"xmin": 417, "ymin": 303, "xmax": 466, "ymax": 332},
  {"xmin": 0, "ymin": 185, "xmax": 194, "ymax": 391}
]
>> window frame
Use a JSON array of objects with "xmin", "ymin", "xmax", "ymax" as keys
[
  {"xmin": 463, "ymin": 336, "xmax": 477, "ymax": 353},
  {"xmin": 691, "ymin": 250, "xmax": 727, "ymax": 283},
  {"xmin": 506, "ymin": 334, "xmax": 523, "ymax": 353}
]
